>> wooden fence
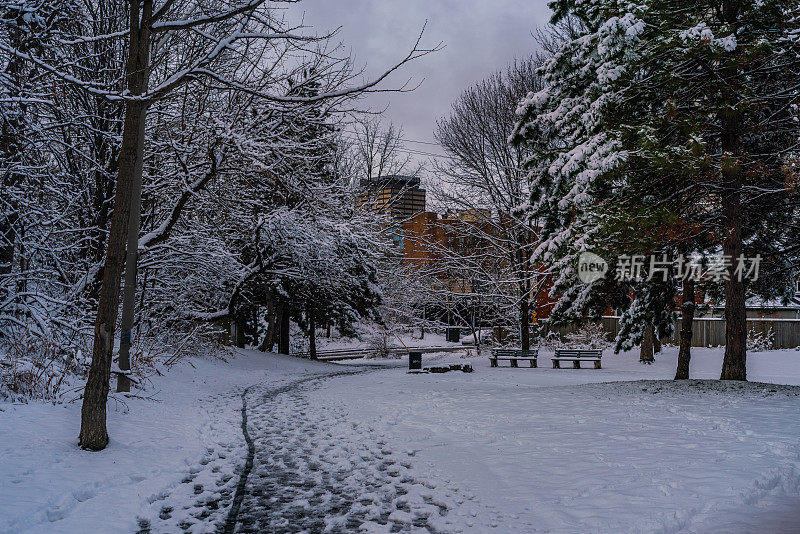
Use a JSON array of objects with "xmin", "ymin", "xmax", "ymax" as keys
[{"xmin": 543, "ymin": 316, "xmax": 800, "ymax": 350}]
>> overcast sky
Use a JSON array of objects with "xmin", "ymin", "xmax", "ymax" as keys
[{"xmin": 290, "ymin": 1, "xmax": 553, "ymax": 160}]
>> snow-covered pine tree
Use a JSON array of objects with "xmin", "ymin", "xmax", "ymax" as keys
[
  {"xmin": 513, "ymin": 0, "xmax": 800, "ymax": 381},
  {"xmin": 510, "ymin": 0, "xmax": 643, "ymax": 326},
  {"xmin": 619, "ymin": 0, "xmax": 800, "ymax": 381}
]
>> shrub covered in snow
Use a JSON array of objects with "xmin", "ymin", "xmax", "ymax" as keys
[
  {"xmin": 541, "ymin": 322, "xmax": 610, "ymax": 351},
  {"xmin": 567, "ymin": 323, "xmax": 611, "ymax": 350},
  {"xmin": 0, "ymin": 333, "xmax": 84, "ymax": 402},
  {"xmin": 747, "ymin": 328, "xmax": 774, "ymax": 352},
  {"xmin": 365, "ymin": 332, "xmax": 399, "ymax": 359}
]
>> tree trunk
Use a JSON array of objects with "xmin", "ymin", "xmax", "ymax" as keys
[
  {"xmin": 0, "ymin": 157, "xmax": 18, "ymax": 303},
  {"xmin": 719, "ymin": 1, "xmax": 747, "ymax": 381},
  {"xmin": 270, "ymin": 298, "xmax": 285, "ymax": 351},
  {"xmin": 675, "ymin": 277, "xmax": 695, "ymax": 379},
  {"xmin": 520, "ymin": 298, "xmax": 530, "ymax": 351},
  {"xmin": 86, "ymin": 109, "xmax": 120, "ymax": 306},
  {"xmin": 0, "ymin": 17, "xmax": 24, "ymax": 312},
  {"xmin": 279, "ymin": 303, "xmax": 290, "ymax": 355},
  {"xmin": 0, "ymin": 200, "xmax": 17, "ymax": 304},
  {"xmin": 79, "ymin": 104, "xmax": 147, "ymax": 450},
  {"xmin": 257, "ymin": 328, "xmax": 270, "ymax": 352},
  {"xmin": 653, "ymin": 335, "xmax": 662, "ymax": 354},
  {"xmin": 720, "ymin": 195, "xmax": 747, "ymax": 381},
  {"xmin": 470, "ymin": 323, "xmax": 480, "ymax": 352},
  {"xmin": 308, "ymin": 304, "xmax": 317, "ymax": 360},
  {"xmin": 79, "ymin": 0, "xmax": 153, "ymax": 451},
  {"xmin": 116, "ymin": 69, "xmax": 150, "ymax": 394},
  {"xmin": 640, "ymin": 324, "xmax": 655, "ymax": 364},
  {"xmin": 259, "ymin": 292, "xmax": 276, "ymax": 352},
  {"xmin": 233, "ymin": 318, "xmax": 246, "ymax": 348}
]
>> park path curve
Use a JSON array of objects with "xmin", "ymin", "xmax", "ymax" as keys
[{"xmin": 222, "ymin": 369, "xmax": 458, "ymax": 533}]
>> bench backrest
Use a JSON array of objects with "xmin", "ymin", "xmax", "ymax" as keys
[
  {"xmin": 554, "ymin": 349, "xmax": 602, "ymax": 358},
  {"xmin": 492, "ymin": 348, "xmax": 539, "ymax": 357}
]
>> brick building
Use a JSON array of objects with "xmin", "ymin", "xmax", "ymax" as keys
[{"xmin": 401, "ymin": 210, "xmax": 557, "ymax": 320}]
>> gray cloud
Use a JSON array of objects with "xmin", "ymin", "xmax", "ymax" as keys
[{"xmin": 292, "ymin": 1, "xmax": 553, "ymax": 150}]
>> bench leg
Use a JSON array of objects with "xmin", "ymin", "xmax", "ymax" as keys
[
  {"xmin": 510, "ymin": 359, "xmax": 518, "ymax": 368},
  {"xmin": 530, "ymin": 360, "xmax": 537, "ymax": 368},
  {"xmin": 490, "ymin": 358, "xmax": 498, "ymax": 367},
  {"xmin": 553, "ymin": 360, "xmax": 560, "ymax": 369},
  {"xmin": 594, "ymin": 360, "xmax": 601, "ymax": 369},
  {"xmin": 573, "ymin": 360, "xmax": 581, "ymax": 369}
]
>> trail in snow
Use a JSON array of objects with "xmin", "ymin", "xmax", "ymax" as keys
[
  {"xmin": 5, "ymin": 348, "xmax": 800, "ymax": 533},
  {"xmin": 140, "ymin": 368, "xmax": 467, "ymax": 534},
  {"xmin": 230, "ymin": 371, "xmax": 467, "ymax": 533}
]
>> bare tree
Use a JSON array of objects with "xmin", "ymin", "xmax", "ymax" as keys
[
  {"xmin": 1, "ymin": 0, "xmax": 438, "ymax": 450},
  {"xmin": 350, "ymin": 115, "xmax": 423, "ymax": 181},
  {"xmin": 532, "ymin": 16, "xmax": 585, "ymax": 58},
  {"xmin": 430, "ymin": 56, "xmax": 546, "ymax": 350}
]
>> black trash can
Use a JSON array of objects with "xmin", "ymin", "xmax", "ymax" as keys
[
  {"xmin": 408, "ymin": 351, "xmax": 422, "ymax": 370},
  {"xmin": 446, "ymin": 327, "xmax": 461, "ymax": 343}
]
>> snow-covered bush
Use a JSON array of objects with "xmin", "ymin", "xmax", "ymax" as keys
[
  {"xmin": 537, "ymin": 323, "xmax": 610, "ymax": 351},
  {"xmin": 365, "ymin": 332, "xmax": 397, "ymax": 359},
  {"xmin": 562, "ymin": 323, "xmax": 610, "ymax": 350},
  {"xmin": 747, "ymin": 328, "xmax": 774, "ymax": 352},
  {"xmin": 0, "ymin": 333, "xmax": 80, "ymax": 402},
  {"xmin": 537, "ymin": 330, "xmax": 564, "ymax": 351}
]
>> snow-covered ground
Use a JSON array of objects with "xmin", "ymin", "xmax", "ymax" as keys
[
  {"xmin": 0, "ymin": 352, "xmax": 346, "ymax": 534},
  {"xmin": 315, "ymin": 331, "xmax": 467, "ymax": 352},
  {"xmin": 329, "ymin": 347, "xmax": 800, "ymax": 532},
  {"xmin": 1, "ymin": 346, "xmax": 799, "ymax": 533}
]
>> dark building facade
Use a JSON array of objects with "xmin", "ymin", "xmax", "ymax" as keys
[{"xmin": 357, "ymin": 175, "xmax": 426, "ymax": 222}]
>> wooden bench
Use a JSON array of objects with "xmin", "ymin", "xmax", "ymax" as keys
[
  {"xmin": 490, "ymin": 348, "xmax": 539, "ymax": 368},
  {"xmin": 552, "ymin": 349, "xmax": 602, "ymax": 369}
]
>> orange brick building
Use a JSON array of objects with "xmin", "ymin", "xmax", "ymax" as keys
[{"xmin": 401, "ymin": 210, "xmax": 557, "ymax": 319}]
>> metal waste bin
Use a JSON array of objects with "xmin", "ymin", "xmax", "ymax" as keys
[
  {"xmin": 446, "ymin": 327, "xmax": 460, "ymax": 343},
  {"xmin": 408, "ymin": 351, "xmax": 422, "ymax": 370}
]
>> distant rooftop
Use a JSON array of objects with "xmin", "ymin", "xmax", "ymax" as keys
[{"xmin": 712, "ymin": 296, "xmax": 800, "ymax": 309}]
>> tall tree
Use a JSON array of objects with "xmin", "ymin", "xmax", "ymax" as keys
[
  {"xmin": 2, "ymin": 0, "xmax": 436, "ymax": 449},
  {"xmin": 432, "ymin": 57, "xmax": 545, "ymax": 350},
  {"xmin": 350, "ymin": 116, "xmax": 423, "ymax": 183},
  {"xmin": 513, "ymin": 0, "xmax": 800, "ymax": 380}
]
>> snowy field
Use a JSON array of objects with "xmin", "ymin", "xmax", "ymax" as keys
[
  {"xmin": 330, "ymin": 348, "xmax": 800, "ymax": 532},
  {"xmin": 0, "ymin": 352, "xmax": 339, "ymax": 534},
  {"xmin": 1, "ymin": 346, "xmax": 799, "ymax": 533},
  {"xmin": 314, "ymin": 331, "xmax": 464, "ymax": 352}
]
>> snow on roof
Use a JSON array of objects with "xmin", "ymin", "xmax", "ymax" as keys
[{"xmin": 713, "ymin": 295, "xmax": 800, "ymax": 309}]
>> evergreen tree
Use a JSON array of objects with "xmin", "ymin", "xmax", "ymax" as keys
[{"xmin": 513, "ymin": 0, "xmax": 800, "ymax": 380}]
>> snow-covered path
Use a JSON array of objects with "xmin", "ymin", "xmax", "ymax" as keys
[
  {"xmin": 231, "ymin": 372, "xmax": 457, "ymax": 533},
  {"xmin": 140, "ymin": 368, "xmax": 465, "ymax": 534},
  {"xmin": 3, "ymin": 347, "xmax": 800, "ymax": 533},
  {"xmin": 0, "ymin": 352, "xmax": 350, "ymax": 534},
  {"xmin": 146, "ymin": 348, "xmax": 800, "ymax": 533}
]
